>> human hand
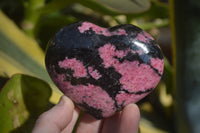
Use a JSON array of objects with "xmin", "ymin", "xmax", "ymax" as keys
[{"xmin": 32, "ymin": 96, "xmax": 140, "ymax": 133}]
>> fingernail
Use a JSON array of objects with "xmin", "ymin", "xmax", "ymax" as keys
[{"xmin": 57, "ymin": 96, "xmax": 65, "ymax": 106}]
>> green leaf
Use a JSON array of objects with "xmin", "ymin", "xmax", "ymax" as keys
[
  {"xmin": 76, "ymin": 0, "xmax": 149, "ymax": 16},
  {"xmin": 37, "ymin": 0, "xmax": 73, "ymax": 15},
  {"xmin": 0, "ymin": 10, "xmax": 47, "ymax": 79},
  {"xmin": 39, "ymin": 0, "xmax": 151, "ymax": 16},
  {"xmin": 164, "ymin": 57, "xmax": 173, "ymax": 94},
  {"xmin": 92, "ymin": 0, "xmax": 150, "ymax": 13},
  {"xmin": 22, "ymin": 0, "xmax": 46, "ymax": 37},
  {"xmin": 126, "ymin": 2, "xmax": 169, "ymax": 21},
  {"xmin": 0, "ymin": 10, "xmax": 62, "ymax": 103},
  {"xmin": 0, "ymin": 74, "xmax": 52, "ymax": 133}
]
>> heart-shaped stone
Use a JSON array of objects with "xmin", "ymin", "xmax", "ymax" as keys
[{"xmin": 45, "ymin": 21, "xmax": 164, "ymax": 119}]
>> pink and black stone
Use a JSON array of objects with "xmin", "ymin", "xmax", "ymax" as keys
[{"xmin": 45, "ymin": 21, "xmax": 164, "ymax": 119}]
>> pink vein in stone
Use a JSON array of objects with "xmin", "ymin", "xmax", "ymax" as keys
[
  {"xmin": 150, "ymin": 58, "xmax": 164, "ymax": 74},
  {"xmin": 88, "ymin": 66, "xmax": 102, "ymax": 80},
  {"xmin": 98, "ymin": 43, "xmax": 163, "ymax": 93},
  {"xmin": 78, "ymin": 22, "xmax": 127, "ymax": 36},
  {"xmin": 115, "ymin": 91, "xmax": 149, "ymax": 106},
  {"xmin": 58, "ymin": 57, "xmax": 87, "ymax": 78},
  {"xmin": 98, "ymin": 43, "xmax": 130, "ymax": 68},
  {"xmin": 136, "ymin": 31, "xmax": 154, "ymax": 43},
  {"xmin": 144, "ymin": 31, "xmax": 154, "ymax": 40},
  {"xmin": 53, "ymin": 72, "xmax": 116, "ymax": 117},
  {"xmin": 115, "ymin": 61, "xmax": 161, "ymax": 93}
]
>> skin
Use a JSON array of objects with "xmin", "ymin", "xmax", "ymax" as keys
[{"xmin": 32, "ymin": 95, "xmax": 140, "ymax": 133}]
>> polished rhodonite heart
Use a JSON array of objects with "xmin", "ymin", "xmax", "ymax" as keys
[{"xmin": 45, "ymin": 21, "xmax": 164, "ymax": 119}]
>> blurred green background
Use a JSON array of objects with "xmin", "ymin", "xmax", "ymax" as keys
[{"xmin": 0, "ymin": 0, "xmax": 200, "ymax": 132}]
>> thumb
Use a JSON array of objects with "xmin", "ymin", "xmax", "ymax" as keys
[{"xmin": 32, "ymin": 96, "xmax": 75, "ymax": 133}]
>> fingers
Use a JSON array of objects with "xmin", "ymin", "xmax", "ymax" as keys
[
  {"xmin": 32, "ymin": 96, "xmax": 78, "ymax": 133},
  {"xmin": 102, "ymin": 104, "xmax": 140, "ymax": 133},
  {"xmin": 32, "ymin": 96, "xmax": 140, "ymax": 133},
  {"xmin": 101, "ymin": 112, "xmax": 121, "ymax": 133},
  {"xmin": 118, "ymin": 104, "xmax": 140, "ymax": 133},
  {"xmin": 76, "ymin": 112, "xmax": 102, "ymax": 133},
  {"xmin": 61, "ymin": 107, "xmax": 80, "ymax": 133}
]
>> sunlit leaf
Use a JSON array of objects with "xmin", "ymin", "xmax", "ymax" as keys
[
  {"xmin": 0, "ymin": 10, "xmax": 46, "ymax": 79},
  {"xmin": 0, "ymin": 10, "xmax": 62, "ymax": 103},
  {"xmin": 0, "ymin": 74, "xmax": 51, "ymax": 133}
]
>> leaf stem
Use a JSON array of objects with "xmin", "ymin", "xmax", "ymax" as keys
[
  {"xmin": 22, "ymin": 0, "xmax": 45, "ymax": 37},
  {"xmin": 22, "ymin": 0, "xmax": 74, "ymax": 38}
]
